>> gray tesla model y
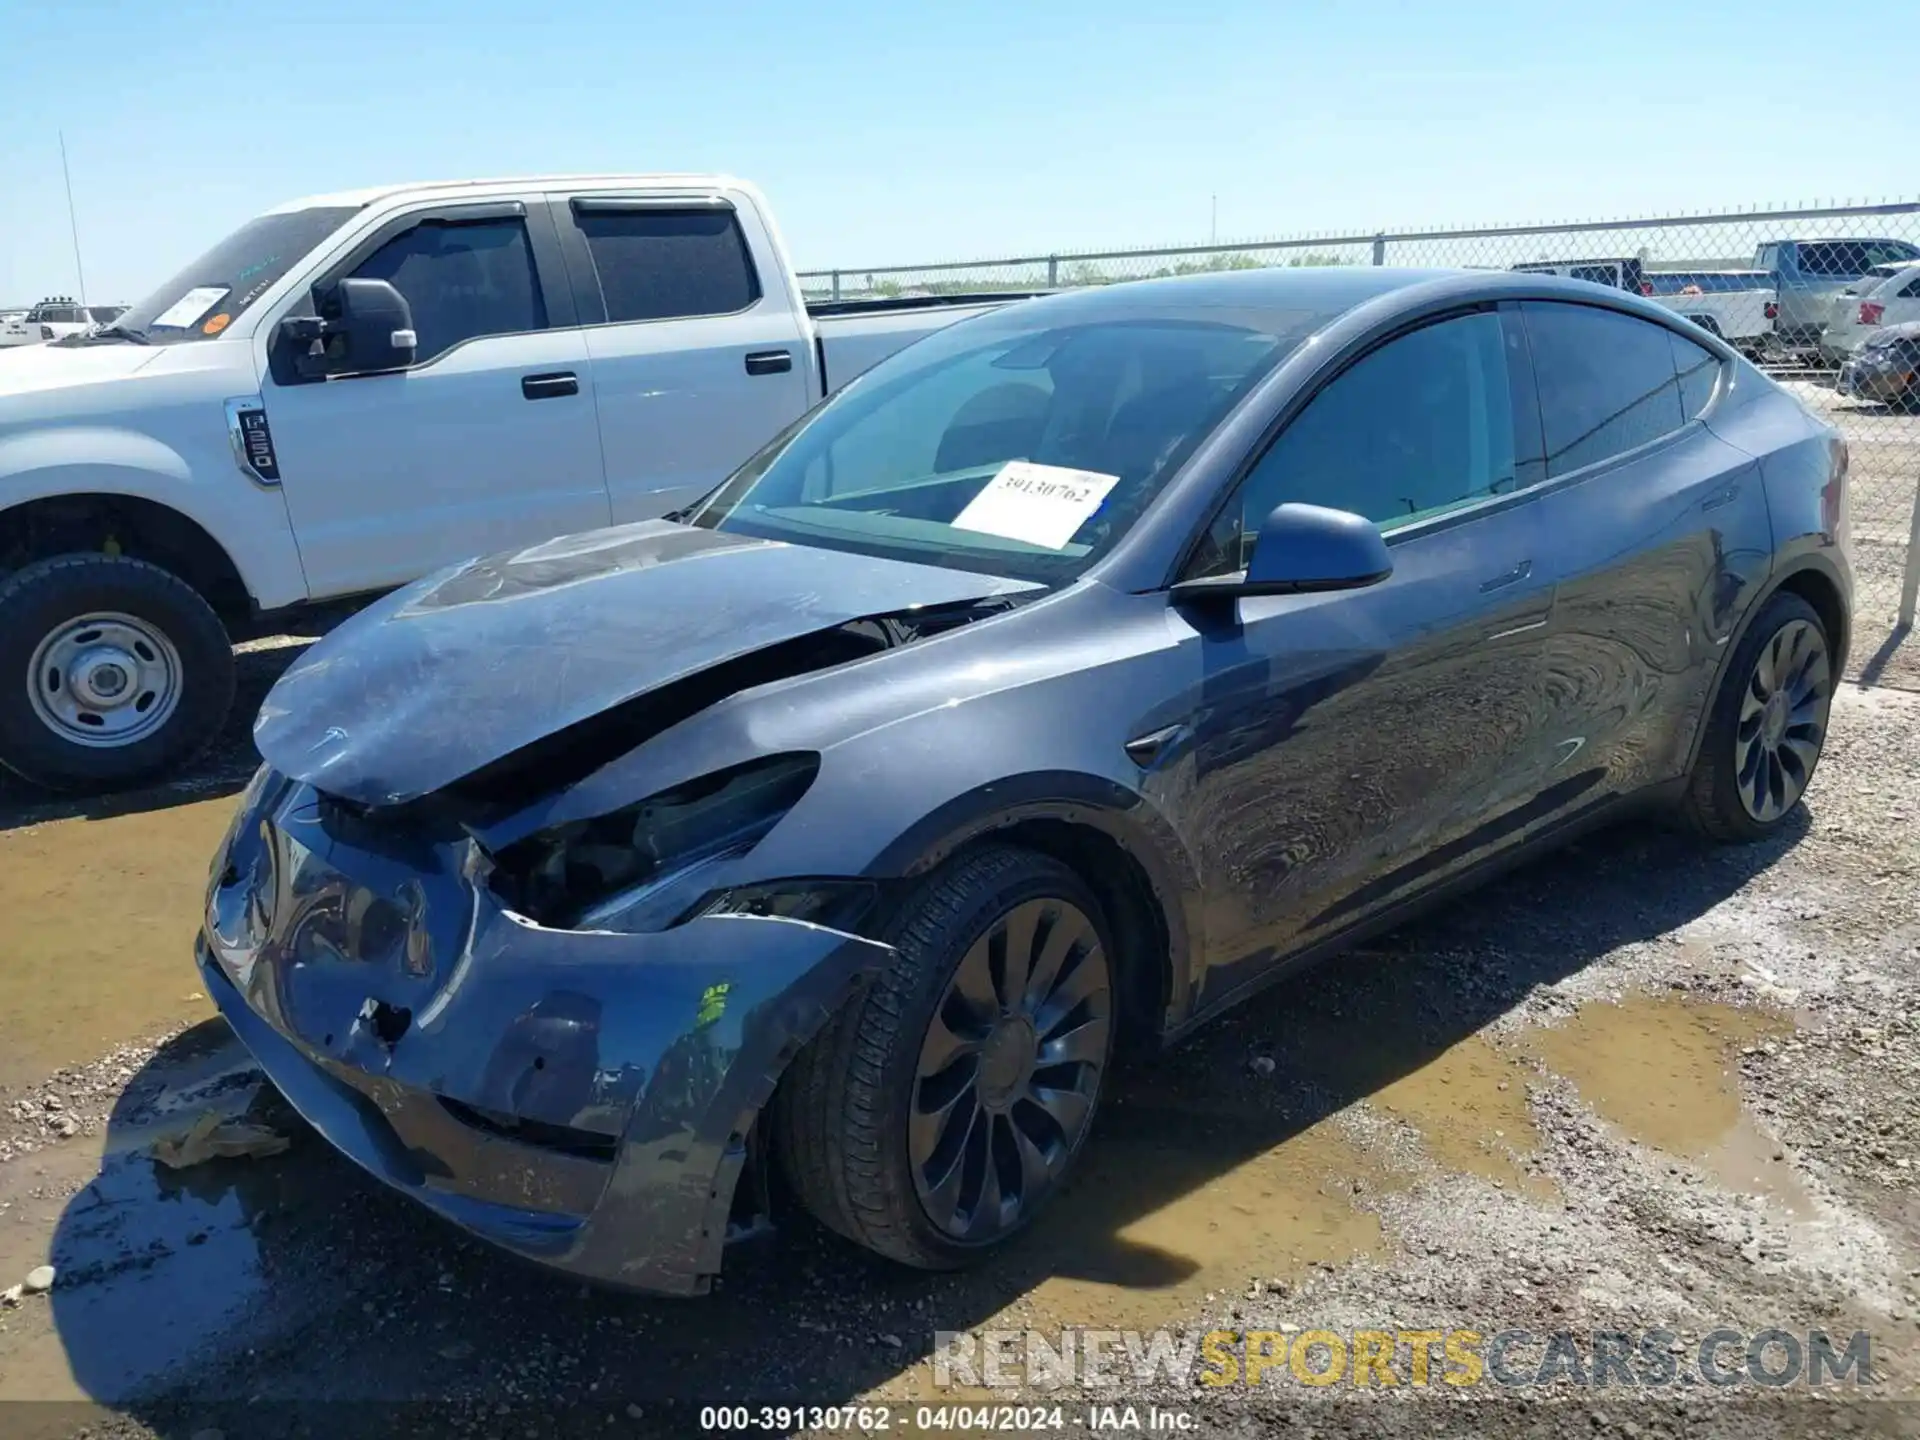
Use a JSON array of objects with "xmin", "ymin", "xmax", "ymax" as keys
[{"xmin": 200, "ymin": 266, "xmax": 1849, "ymax": 1294}]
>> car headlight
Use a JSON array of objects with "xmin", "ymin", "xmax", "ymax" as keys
[{"xmin": 489, "ymin": 753, "xmax": 819, "ymax": 933}]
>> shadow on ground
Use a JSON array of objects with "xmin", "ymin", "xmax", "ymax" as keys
[{"xmin": 40, "ymin": 807, "xmax": 1808, "ymax": 1434}]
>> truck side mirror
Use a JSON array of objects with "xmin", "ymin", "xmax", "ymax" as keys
[{"xmin": 279, "ymin": 278, "xmax": 417, "ymax": 380}]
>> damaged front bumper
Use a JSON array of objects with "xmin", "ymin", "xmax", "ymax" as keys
[{"xmin": 198, "ymin": 771, "xmax": 893, "ymax": 1295}]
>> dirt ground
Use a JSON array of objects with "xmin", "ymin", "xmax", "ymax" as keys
[{"xmin": 0, "ymin": 423, "xmax": 1918, "ymax": 1436}]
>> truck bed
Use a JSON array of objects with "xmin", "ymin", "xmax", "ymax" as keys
[{"xmin": 810, "ymin": 293, "xmax": 1047, "ymax": 392}]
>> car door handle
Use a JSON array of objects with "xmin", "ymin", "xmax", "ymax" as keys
[
  {"xmin": 744, "ymin": 350, "xmax": 793, "ymax": 376},
  {"xmin": 1478, "ymin": 558, "xmax": 1534, "ymax": 593},
  {"xmin": 520, "ymin": 372, "xmax": 578, "ymax": 400}
]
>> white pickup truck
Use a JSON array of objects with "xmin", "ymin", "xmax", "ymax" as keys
[{"xmin": 0, "ymin": 174, "xmax": 1027, "ymax": 792}]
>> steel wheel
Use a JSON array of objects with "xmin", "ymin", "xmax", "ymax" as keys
[
  {"xmin": 26, "ymin": 611, "xmax": 184, "ymax": 749},
  {"xmin": 909, "ymin": 897, "xmax": 1111, "ymax": 1242},
  {"xmin": 1734, "ymin": 616, "xmax": 1830, "ymax": 823}
]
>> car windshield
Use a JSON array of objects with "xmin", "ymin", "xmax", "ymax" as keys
[
  {"xmin": 112, "ymin": 205, "xmax": 360, "ymax": 343},
  {"xmin": 688, "ymin": 304, "xmax": 1316, "ymax": 584}
]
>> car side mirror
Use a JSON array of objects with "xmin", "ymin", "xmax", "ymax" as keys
[
  {"xmin": 1171, "ymin": 502, "xmax": 1393, "ymax": 605},
  {"xmin": 278, "ymin": 278, "xmax": 416, "ymax": 380}
]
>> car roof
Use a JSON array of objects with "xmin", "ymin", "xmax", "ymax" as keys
[
  {"xmin": 992, "ymin": 265, "xmax": 1462, "ymax": 324},
  {"xmin": 991, "ymin": 264, "xmax": 1689, "ymax": 332}
]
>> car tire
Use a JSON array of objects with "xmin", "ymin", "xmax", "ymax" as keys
[
  {"xmin": 1680, "ymin": 591, "xmax": 1833, "ymax": 843},
  {"xmin": 0, "ymin": 554, "xmax": 236, "ymax": 793},
  {"xmin": 774, "ymin": 845, "xmax": 1116, "ymax": 1270}
]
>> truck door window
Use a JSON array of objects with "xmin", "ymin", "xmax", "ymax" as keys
[
  {"xmin": 349, "ymin": 218, "xmax": 547, "ymax": 365},
  {"xmin": 571, "ymin": 208, "xmax": 761, "ymax": 323},
  {"xmin": 1796, "ymin": 242, "xmax": 1870, "ymax": 278}
]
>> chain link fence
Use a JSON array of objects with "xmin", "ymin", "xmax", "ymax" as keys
[{"xmin": 800, "ymin": 201, "xmax": 1920, "ymax": 690}]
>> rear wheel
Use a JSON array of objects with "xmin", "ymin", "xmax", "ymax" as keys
[
  {"xmin": 1680, "ymin": 592, "xmax": 1833, "ymax": 842},
  {"xmin": 775, "ymin": 846, "xmax": 1114, "ymax": 1269},
  {"xmin": 0, "ymin": 554, "xmax": 236, "ymax": 793}
]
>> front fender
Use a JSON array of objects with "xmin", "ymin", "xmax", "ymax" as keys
[
  {"xmin": 859, "ymin": 770, "xmax": 1204, "ymax": 1033},
  {"xmin": 0, "ymin": 424, "xmax": 307, "ymax": 609}
]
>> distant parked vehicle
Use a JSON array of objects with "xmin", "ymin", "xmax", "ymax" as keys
[
  {"xmin": 1818, "ymin": 262, "xmax": 1920, "ymax": 363},
  {"xmin": 1837, "ymin": 322, "xmax": 1920, "ymax": 411},
  {"xmin": 1512, "ymin": 258, "xmax": 1652, "ymax": 293},
  {"xmin": 1511, "ymin": 260, "xmax": 1774, "ymax": 356},
  {"xmin": 0, "ymin": 297, "xmax": 94, "ymax": 347},
  {"xmin": 1754, "ymin": 239, "xmax": 1920, "ymax": 355}
]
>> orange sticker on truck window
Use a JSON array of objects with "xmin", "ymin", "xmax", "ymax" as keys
[{"xmin": 202, "ymin": 313, "xmax": 232, "ymax": 335}]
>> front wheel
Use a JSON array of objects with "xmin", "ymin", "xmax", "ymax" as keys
[
  {"xmin": 774, "ymin": 846, "xmax": 1115, "ymax": 1269},
  {"xmin": 0, "ymin": 554, "xmax": 236, "ymax": 793},
  {"xmin": 1680, "ymin": 591, "xmax": 1833, "ymax": 842}
]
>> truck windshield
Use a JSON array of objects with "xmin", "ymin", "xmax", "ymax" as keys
[
  {"xmin": 111, "ymin": 205, "xmax": 360, "ymax": 343},
  {"xmin": 689, "ymin": 300, "xmax": 1318, "ymax": 584}
]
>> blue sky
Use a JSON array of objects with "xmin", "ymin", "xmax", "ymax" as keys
[{"xmin": 1, "ymin": 0, "xmax": 1902, "ymax": 305}]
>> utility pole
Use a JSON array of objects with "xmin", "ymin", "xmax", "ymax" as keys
[
  {"xmin": 1210, "ymin": 194, "xmax": 1217, "ymax": 245},
  {"xmin": 59, "ymin": 131, "xmax": 88, "ymax": 307}
]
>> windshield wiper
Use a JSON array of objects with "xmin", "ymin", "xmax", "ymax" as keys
[{"xmin": 61, "ymin": 323, "xmax": 148, "ymax": 346}]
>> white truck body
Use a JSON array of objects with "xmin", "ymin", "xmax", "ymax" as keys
[
  {"xmin": 0, "ymin": 174, "xmax": 1027, "ymax": 791},
  {"xmin": 0, "ymin": 175, "xmax": 1018, "ymax": 608},
  {"xmin": 1643, "ymin": 272, "xmax": 1777, "ymax": 351}
]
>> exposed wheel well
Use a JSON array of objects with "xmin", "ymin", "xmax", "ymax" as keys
[
  {"xmin": 1775, "ymin": 567, "xmax": 1849, "ymax": 675},
  {"xmin": 0, "ymin": 494, "xmax": 250, "ymax": 621},
  {"xmin": 955, "ymin": 818, "xmax": 1172, "ymax": 1052}
]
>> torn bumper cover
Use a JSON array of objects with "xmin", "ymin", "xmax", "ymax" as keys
[{"xmin": 198, "ymin": 771, "xmax": 893, "ymax": 1295}]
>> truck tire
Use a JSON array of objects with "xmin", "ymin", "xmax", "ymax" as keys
[
  {"xmin": 0, "ymin": 554, "xmax": 236, "ymax": 793},
  {"xmin": 775, "ymin": 845, "xmax": 1115, "ymax": 1270}
]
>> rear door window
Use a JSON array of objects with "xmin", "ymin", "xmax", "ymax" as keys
[
  {"xmin": 1521, "ymin": 302, "xmax": 1687, "ymax": 476},
  {"xmin": 570, "ymin": 206, "xmax": 761, "ymax": 323},
  {"xmin": 348, "ymin": 218, "xmax": 547, "ymax": 365}
]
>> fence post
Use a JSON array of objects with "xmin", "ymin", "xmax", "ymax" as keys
[
  {"xmin": 1901, "ymin": 477, "xmax": 1920, "ymax": 628},
  {"xmin": 830, "ymin": 270, "xmax": 842, "ymax": 302},
  {"xmin": 1047, "ymin": 255, "xmax": 1059, "ymax": 288},
  {"xmin": 1371, "ymin": 234, "xmax": 1386, "ymax": 266}
]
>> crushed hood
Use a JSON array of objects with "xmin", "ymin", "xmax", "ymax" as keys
[{"xmin": 255, "ymin": 521, "xmax": 1042, "ymax": 807}]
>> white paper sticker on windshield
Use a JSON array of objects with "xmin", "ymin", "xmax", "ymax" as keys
[
  {"xmin": 951, "ymin": 461, "xmax": 1119, "ymax": 550},
  {"xmin": 149, "ymin": 286, "xmax": 231, "ymax": 330}
]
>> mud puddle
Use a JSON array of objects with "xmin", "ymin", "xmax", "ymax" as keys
[
  {"xmin": 0, "ymin": 798, "xmax": 235, "ymax": 1091},
  {"xmin": 1367, "ymin": 1033, "xmax": 1551, "ymax": 1197},
  {"xmin": 1522, "ymin": 991, "xmax": 1808, "ymax": 1209},
  {"xmin": 1011, "ymin": 1111, "xmax": 1390, "ymax": 1331},
  {"xmin": 0, "ymin": 1026, "xmax": 345, "ymax": 1402}
]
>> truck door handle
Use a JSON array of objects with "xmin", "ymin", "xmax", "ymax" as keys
[
  {"xmin": 744, "ymin": 350, "xmax": 793, "ymax": 376},
  {"xmin": 521, "ymin": 372, "xmax": 578, "ymax": 400},
  {"xmin": 1479, "ymin": 558, "xmax": 1534, "ymax": 593}
]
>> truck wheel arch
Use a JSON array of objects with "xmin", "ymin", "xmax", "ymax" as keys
[{"xmin": 0, "ymin": 492, "xmax": 253, "ymax": 620}]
